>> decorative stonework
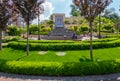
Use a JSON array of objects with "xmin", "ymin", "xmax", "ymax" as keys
[
  {"xmin": 53, "ymin": 14, "xmax": 65, "ymax": 28},
  {"xmin": 38, "ymin": 51, "xmax": 47, "ymax": 55},
  {"xmin": 56, "ymin": 52, "xmax": 66, "ymax": 56},
  {"xmin": 49, "ymin": 13, "xmax": 74, "ymax": 37}
]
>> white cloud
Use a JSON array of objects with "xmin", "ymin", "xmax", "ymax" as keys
[
  {"xmin": 32, "ymin": 1, "xmax": 54, "ymax": 24},
  {"xmin": 43, "ymin": 1, "xmax": 54, "ymax": 20},
  {"xmin": 48, "ymin": 0, "xmax": 65, "ymax": 3}
]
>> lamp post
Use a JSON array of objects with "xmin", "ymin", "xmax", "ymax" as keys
[
  {"xmin": 38, "ymin": 8, "xmax": 41, "ymax": 40},
  {"xmin": 37, "ymin": 4, "xmax": 44, "ymax": 40},
  {"xmin": 36, "ymin": 0, "xmax": 45, "ymax": 40},
  {"xmin": 98, "ymin": 12, "xmax": 104, "ymax": 39}
]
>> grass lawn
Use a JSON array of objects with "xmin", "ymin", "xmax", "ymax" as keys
[{"xmin": 0, "ymin": 47, "xmax": 120, "ymax": 62}]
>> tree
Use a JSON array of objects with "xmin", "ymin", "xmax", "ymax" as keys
[
  {"xmin": 13, "ymin": 0, "xmax": 43, "ymax": 56},
  {"xmin": 29, "ymin": 24, "xmax": 38, "ymax": 35},
  {"xmin": 65, "ymin": 19, "xmax": 69, "ymax": 24},
  {"xmin": 7, "ymin": 25, "xmax": 22, "ymax": 36},
  {"xmin": 80, "ymin": 23, "xmax": 89, "ymax": 33},
  {"xmin": 0, "ymin": 0, "xmax": 12, "ymax": 50},
  {"xmin": 114, "ymin": 22, "xmax": 120, "ymax": 33},
  {"xmin": 73, "ymin": 0, "xmax": 112, "ymax": 61},
  {"xmin": 36, "ymin": 1, "xmax": 45, "ymax": 40},
  {"xmin": 94, "ymin": 16, "xmax": 114, "ymax": 37},
  {"xmin": 70, "ymin": 4, "xmax": 80, "ymax": 16},
  {"xmin": 46, "ymin": 20, "xmax": 54, "ymax": 25},
  {"xmin": 103, "ymin": 8, "xmax": 119, "ymax": 22}
]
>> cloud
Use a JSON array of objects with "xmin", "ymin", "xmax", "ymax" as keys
[
  {"xmin": 43, "ymin": 1, "xmax": 54, "ymax": 20},
  {"xmin": 32, "ymin": 1, "xmax": 54, "ymax": 24},
  {"xmin": 48, "ymin": 0, "xmax": 65, "ymax": 3}
]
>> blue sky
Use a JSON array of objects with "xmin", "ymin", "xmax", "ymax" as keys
[
  {"xmin": 33, "ymin": 0, "xmax": 120, "ymax": 23},
  {"xmin": 46, "ymin": 0, "xmax": 120, "ymax": 17}
]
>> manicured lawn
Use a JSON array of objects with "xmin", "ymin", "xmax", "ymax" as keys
[{"xmin": 0, "ymin": 47, "xmax": 120, "ymax": 62}]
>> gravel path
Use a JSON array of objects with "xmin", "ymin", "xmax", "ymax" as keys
[{"xmin": 0, "ymin": 72, "xmax": 120, "ymax": 81}]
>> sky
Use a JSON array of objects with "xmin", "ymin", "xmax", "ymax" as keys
[{"xmin": 33, "ymin": 0, "xmax": 120, "ymax": 24}]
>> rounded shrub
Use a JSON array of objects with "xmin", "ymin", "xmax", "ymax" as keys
[{"xmin": 0, "ymin": 60, "xmax": 120, "ymax": 76}]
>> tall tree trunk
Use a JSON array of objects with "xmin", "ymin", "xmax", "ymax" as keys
[
  {"xmin": 0, "ymin": 29, "xmax": 2, "ymax": 50},
  {"xmin": 38, "ymin": 14, "xmax": 41, "ymax": 40},
  {"xmin": 26, "ymin": 21, "xmax": 29, "ymax": 56},
  {"xmin": 90, "ymin": 21, "xmax": 93, "ymax": 61}
]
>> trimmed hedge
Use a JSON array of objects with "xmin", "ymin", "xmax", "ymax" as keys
[
  {"xmin": 2, "ymin": 37, "xmax": 19, "ymax": 43},
  {"xmin": 105, "ymin": 34, "xmax": 120, "ymax": 38},
  {"xmin": 82, "ymin": 38, "xmax": 118, "ymax": 43},
  {"xmin": 0, "ymin": 60, "xmax": 120, "ymax": 76},
  {"xmin": 19, "ymin": 38, "xmax": 117, "ymax": 43},
  {"xmin": 8, "ymin": 40, "xmax": 120, "ymax": 51},
  {"xmin": 18, "ymin": 40, "xmax": 75, "ymax": 43}
]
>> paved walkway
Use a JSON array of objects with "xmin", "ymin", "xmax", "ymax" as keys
[{"xmin": 0, "ymin": 72, "xmax": 120, "ymax": 81}]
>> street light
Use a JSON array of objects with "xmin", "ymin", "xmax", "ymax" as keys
[
  {"xmin": 36, "ymin": 5, "xmax": 44, "ymax": 40},
  {"xmin": 36, "ymin": 0, "xmax": 45, "ymax": 40},
  {"xmin": 98, "ymin": 12, "xmax": 104, "ymax": 39}
]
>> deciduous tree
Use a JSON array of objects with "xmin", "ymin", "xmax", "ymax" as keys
[
  {"xmin": 73, "ymin": 0, "xmax": 112, "ymax": 61},
  {"xmin": 0, "ymin": 0, "xmax": 12, "ymax": 50},
  {"xmin": 13, "ymin": 0, "xmax": 45, "ymax": 55}
]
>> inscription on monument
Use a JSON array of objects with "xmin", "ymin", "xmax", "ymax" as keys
[{"xmin": 55, "ymin": 16, "xmax": 64, "ymax": 27}]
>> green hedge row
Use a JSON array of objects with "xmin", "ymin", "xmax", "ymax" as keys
[
  {"xmin": 8, "ymin": 40, "xmax": 120, "ymax": 51},
  {"xmin": 2, "ymin": 37, "xmax": 18, "ymax": 43},
  {"xmin": 105, "ymin": 34, "xmax": 120, "ymax": 38},
  {"xmin": 18, "ymin": 40, "xmax": 75, "ymax": 43},
  {"xmin": 19, "ymin": 38, "xmax": 118, "ymax": 44},
  {"xmin": 0, "ymin": 60, "xmax": 120, "ymax": 76},
  {"xmin": 82, "ymin": 38, "xmax": 118, "ymax": 43}
]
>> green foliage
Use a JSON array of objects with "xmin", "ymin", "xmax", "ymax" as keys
[
  {"xmin": 1, "ymin": 47, "xmax": 120, "ymax": 62},
  {"xmin": 50, "ymin": 24, "xmax": 54, "ymax": 30},
  {"xmin": 18, "ymin": 40, "xmax": 74, "ymax": 43},
  {"xmin": 79, "ymin": 23, "xmax": 89, "ymax": 33},
  {"xmin": 103, "ymin": 8, "xmax": 120, "ymax": 22},
  {"xmin": 69, "ymin": 26, "xmax": 74, "ymax": 31},
  {"xmin": 80, "ymin": 26, "xmax": 89, "ymax": 33},
  {"xmin": 0, "ymin": 60, "xmax": 120, "ymax": 76},
  {"xmin": 29, "ymin": 24, "xmax": 51, "ymax": 35},
  {"xmin": 2, "ymin": 37, "xmax": 19, "ymax": 43},
  {"xmin": 65, "ymin": 19, "xmax": 69, "ymax": 24},
  {"xmin": 103, "ymin": 25, "xmax": 114, "ymax": 33},
  {"xmin": 1, "ymin": 47, "xmax": 120, "ymax": 76},
  {"xmin": 8, "ymin": 38, "xmax": 120, "ymax": 51},
  {"xmin": 72, "ymin": 11, "xmax": 80, "ymax": 16},
  {"xmin": 29, "ymin": 24, "xmax": 38, "ymax": 34},
  {"xmin": 73, "ymin": 19, "xmax": 78, "ymax": 24},
  {"xmin": 70, "ymin": 4, "xmax": 80, "ymax": 16},
  {"xmin": 46, "ymin": 20, "xmax": 54, "ymax": 25},
  {"xmin": 42, "ymin": 27, "xmax": 51, "ymax": 32},
  {"xmin": 69, "ymin": 26, "xmax": 79, "ymax": 31},
  {"xmin": 74, "ymin": 25, "xmax": 78, "ymax": 31},
  {"xmin": 105, "ymin": 34, "xmax": 120, "ymax": 38},
  {"xmin": 7, "ymin": 25, "xmax": 22, "ymax": 36},
  {"xmin": 82, "ymin": 38, "xmax": 118, "ymax": 43}
]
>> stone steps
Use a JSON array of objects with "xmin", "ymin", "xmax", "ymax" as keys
[{"xmin": 49, "ymin": 28, "xmax": 73, "ymax": 36}]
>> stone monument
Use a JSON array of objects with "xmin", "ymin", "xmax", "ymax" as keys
[
  {"xmin": 49, "ymin": 13, "xmax": 73, "ymax": 37},
  {"xmin": 53, "ymin": 14, "xmax": 65, "ymax": 28}
]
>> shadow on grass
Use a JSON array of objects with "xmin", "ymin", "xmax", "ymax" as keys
[
  {"xmin": 16, "ymin": 55, "xmax": 27, "ymax": 61},
  {"xmin": 79, "ymin": 56, "xmax": 91, "ymax": 62}
]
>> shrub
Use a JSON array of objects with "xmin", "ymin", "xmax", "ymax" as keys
[
  {"xmin": 82, "ymin": 38, "xmax": 118, "ymax": 43},
  {"xmin": 2, "ymin": 37, "xmax": 19, "ymax": 43},
  {"xmin": 80, "ymin": 26, "xmax": 89, "ymax": 33},
  {"xmin": 7, "ymin": 25, "xmax": 22, "ymax": 36},
  {"xmin": 18, "ymin": 40, "xmax": 75, "ymax": 43},
  {"xmin": 29, "ymin": 24, "xmax": 38, "ymax": 35},
  {"xmin": 0, "ymin": 60, "xmax": 120, "ymax": 76},
  {"xmin": 7, "ymin": 39, "xmax": 120, "ymax": 51}
]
